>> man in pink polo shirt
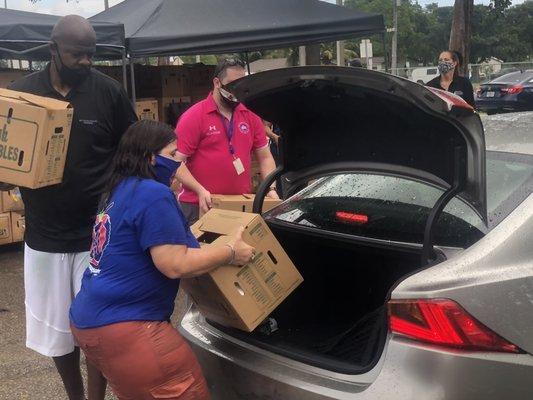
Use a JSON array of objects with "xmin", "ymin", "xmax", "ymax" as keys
[{"xmin": 175, "ymin": 58, "xmax": 279, "ymax": 224}]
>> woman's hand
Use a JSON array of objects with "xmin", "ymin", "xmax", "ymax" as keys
[{"xmin": 226, "ymin": 227, "xmax": 255, "ymax": 266}]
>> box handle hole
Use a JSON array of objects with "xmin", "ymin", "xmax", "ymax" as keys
[
  {"xmin": 17, "ymin": 150, "xmax": 24, "ymax": 166},
  {"xmin": 267, "ymin": 250, "xmax": 278, "ymax": 265},
  {"xmin": 234, "ymin": 282, "xmax": 245, "ymax": 296},
  {"xmin": 7, "ymin": 107, "xmax": 13, "ymax": 123}
]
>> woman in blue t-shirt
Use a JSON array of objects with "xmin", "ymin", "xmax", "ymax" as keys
[{"xmin": 70, "ymin": 120, "xmax": 254, "ymax": 400}]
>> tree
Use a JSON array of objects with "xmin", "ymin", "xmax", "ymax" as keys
[{"xmin": 449, "ymin": 0, "xmax": 473, "ymax": 76}]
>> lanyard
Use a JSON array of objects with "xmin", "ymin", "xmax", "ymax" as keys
[{"xmin": 220, "ymin": 114, "xmax": 235, "ymax": 156}]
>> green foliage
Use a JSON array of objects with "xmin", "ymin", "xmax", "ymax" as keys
[{"xmin": 339, "ymin": 0, "xmax": 531, "ymax": 65}]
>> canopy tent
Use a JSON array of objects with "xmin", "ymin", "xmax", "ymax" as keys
[
  {"xmin": 90, "ymin": 0, "xmax": 385, "ymax": 57},
  {"xmin": 0, "ymin": 8, "xmax": 126, "ymax": 61}
]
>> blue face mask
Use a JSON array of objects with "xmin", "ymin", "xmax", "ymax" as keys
[{"xmin": 153, "ymin": 155, "xmax": 181, "ymax": 187}]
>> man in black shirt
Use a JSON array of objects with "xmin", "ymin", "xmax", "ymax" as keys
[{"xmin": 1, "ymin": 15, "xmax": 137, "ymax": 400}]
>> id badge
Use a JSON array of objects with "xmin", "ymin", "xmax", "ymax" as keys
[{"xmin": 233, "ymin": 157, "xmax": 245, "ymax": 175}]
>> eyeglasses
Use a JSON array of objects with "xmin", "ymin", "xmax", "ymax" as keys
[{"xmin": 214, "ymin": 58, "xmax": 246, "ymax": 78}]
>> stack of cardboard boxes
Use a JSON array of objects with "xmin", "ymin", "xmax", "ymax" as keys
[
  {"xmin": 0, "ymin": 189, "xmax": 24, "ymax": 245},
  {"xmin": 0, "ymin": 69, "xmax": 28, "ymax": 89},
  {"xmin": 189, "ymin": 64, "xmax": 216, "ymax": 104},
  {"xmin": 94, "ymin": 64, "xmax": 216, "ymax": 125}
]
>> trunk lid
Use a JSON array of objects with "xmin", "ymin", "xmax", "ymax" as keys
[{"xmin": 229, "ymin": 66, "xmax": 487, "ymax": 223}]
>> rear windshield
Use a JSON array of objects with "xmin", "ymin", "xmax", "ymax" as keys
[
  {"xmin": 492, "ymin": 71, "xmax": 533, "ymax": 84},
  {"xmin": 267, "ymin": 152, "xmax": 533, "ymax": 248}
]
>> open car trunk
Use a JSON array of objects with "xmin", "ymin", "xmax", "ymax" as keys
[{"xmin": 209, "ymin": 223, "xmax": 427, "ymax": 374}]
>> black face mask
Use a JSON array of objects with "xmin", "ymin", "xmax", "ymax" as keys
[
  {"xmin": 53, "ymin": 43, "xmax": 91, "ymax": 87},
  {"xmin": 219, "ymin": 85, "xmax": 240, "ymax": 111}
]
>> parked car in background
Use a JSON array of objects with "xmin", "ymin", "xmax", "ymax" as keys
[
  {"xmin": 410, "ymin": 66, "xmax": 439, "ymax": 83},
  {"xmin": 481, "ymin": 67, "xmax": 521, "ymax": 84},
  {"xmin": 476, "ymin": 70, "xmax": 533, "ymax": 114},
  {"xmin": 180, "ymin": 67, "xmax": 533, "ymax": 400}
]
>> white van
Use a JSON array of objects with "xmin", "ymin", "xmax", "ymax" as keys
[{"xmin": 410, "ymin": 67, "xmax": 439, "ymax": 84}]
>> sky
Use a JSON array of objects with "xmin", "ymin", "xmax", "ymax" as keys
[{"xmin": 6, "ymin": 0, "xmax": 527, "ymax": 18}]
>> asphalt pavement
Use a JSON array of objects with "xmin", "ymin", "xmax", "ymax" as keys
[{"xmin": 0, "ymin": 244, "xmax": 188, "ymax": 400}]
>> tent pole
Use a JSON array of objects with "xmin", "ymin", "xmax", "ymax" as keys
[
  {"xmin": 245, "ymin": 51, "xmax": 251, "ymax": 74},
  {"xmin": 122, "ymin": 50, "xmax": 128, "ymax": 94},
  {"xmin": 129, "ymin": 58, "xmax": 137, "ymax": 105},
  {"xmin": 382, "ymin": 33, "xmax": 389, "ymax": 73}
]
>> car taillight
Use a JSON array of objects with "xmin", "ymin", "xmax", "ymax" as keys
[
  {"xmin": 388, "ymin": 299, "xmax": 521, "ymax": 353},
  {"xmin": 501, "ymin": 85, "xmax": 524, "ymax": 95},
  {"xmin": 335, "ymin": 211, "xmax": 368, "ymax": 224}
]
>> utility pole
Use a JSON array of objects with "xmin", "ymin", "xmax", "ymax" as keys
[
  {"xmin": 4, "ymin": 1, "xmax": 7, "ymax": 9},
  {"xmin": 391, "ymin": 0, "xmax": 399, "ymax": 75},
  {"xmin": 104, "ymin": 0, "xmax": 109, "ymax": 10},
  {"xmin": 336, "ymin": 0, "xmax": 345, "ymax": 66}
]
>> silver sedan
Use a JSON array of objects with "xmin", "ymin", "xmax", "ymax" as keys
[{"xmin": 180, "ymin": 68, "xmax": 533, "ymax": 400}]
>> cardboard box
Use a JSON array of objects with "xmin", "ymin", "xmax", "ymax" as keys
[
  {"xmin": 0, "ymin": 69, "xmax": 27, "ymax": 89},
  {"xmin": 10, "ymin": 210, "xmax": 24, "ymax": 242},
  {"xmin": 0, "ymin": 88, "xmax": 73, "ymax": 189},
  {"xmin": 93, "ymin": 65, "xmax": 124, "ymax": 84},
  {"xmin": 200, "ymin": 194, "xmax": 281, "ymax": 217},
  {"xmin": 135, "ymin": 99, "xmax": 159, "ymax": 121},
  {"xmin": 159, "ymin": 96, "xmax": 191, "ymax": 125},
  {"xmin": 181, "ymin": 209, "xmax": 303, "ymax": 332},
  {"xmin": 0, "ymin": 212, "xmax": 12, "ymax": 245},
  {"xmin": 161, "ymin": 67, "xmax": 191, "ymax": 98},
  {"xmin": 1, "ymin": 188, "xmax": 23, "ymax": 212}
]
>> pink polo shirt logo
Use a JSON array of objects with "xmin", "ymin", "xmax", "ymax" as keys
[
  {"xmin": 206, "ymin": 124, "xmax": 220, "ymax": 136},
  {"xmin": 238, "ymin": 122, "xmax": 250, "ymax": 134}
]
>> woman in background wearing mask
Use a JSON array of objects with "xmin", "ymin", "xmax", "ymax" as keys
[
  {"xmin": 69, "ymin": 120, "xmax": 255, "ymax": 400},
  {"xmin": 426, "ymin": 50, "xmax": 475, "ymax": 107}
]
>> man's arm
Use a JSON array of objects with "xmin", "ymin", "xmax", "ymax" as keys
[
  {"xmin": 254, "ymin": 146, "xmax": 279, "ymax": 199},
  {"xmin": 175, "ymin": 155, "xmax": 212, "ymax": 213}
]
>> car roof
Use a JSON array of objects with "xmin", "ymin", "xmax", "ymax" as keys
[
  {"xmin": 490, "ymin": 70, "xmax": 533, "ymax": 84},
  {"xmin": 482, "ymin": 111, "xmax": 533, "ymax": 155}
]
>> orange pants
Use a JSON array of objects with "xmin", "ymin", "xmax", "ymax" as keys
[{"xmin": 72, "ymin": 321, "xmax": 210, "ymax": 400}]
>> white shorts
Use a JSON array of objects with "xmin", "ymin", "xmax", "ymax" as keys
[{"xmin": 24, "ymin": 244, "xmax": 89, "ymax": 357}]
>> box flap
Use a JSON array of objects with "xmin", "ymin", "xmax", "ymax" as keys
[
  {"xmin": 212, "ymin": 194, "xmax": 250, "ymax": 202},
  {"xmin": 195, "ymin": 209, "xmax": 258, "ymax": 235},
  {"xmin": 0, "ymin": 88, "xmax": 71, "ymax": 110}
]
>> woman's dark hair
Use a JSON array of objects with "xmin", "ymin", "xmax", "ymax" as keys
[
  {"xmin": 101, "ymin": 119, "xmax": 176, "ymax": 207},
  {"xmin": 452, "ymin": 50, "xmax": 463, "ymax": 67}
]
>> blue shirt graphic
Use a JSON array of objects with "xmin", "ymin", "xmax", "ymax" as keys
[{"xmin": 70, "ymin": 177, "xmax": 199, "ymax": 329}]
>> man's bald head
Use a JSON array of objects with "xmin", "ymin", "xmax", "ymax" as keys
[
  {"xmin": 49, "ymin": 15, "xmax": 95, "ymax": 86},
  {"xmin": 51, "ymin": 15, "xmax": 96, "ymax": 49}
]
